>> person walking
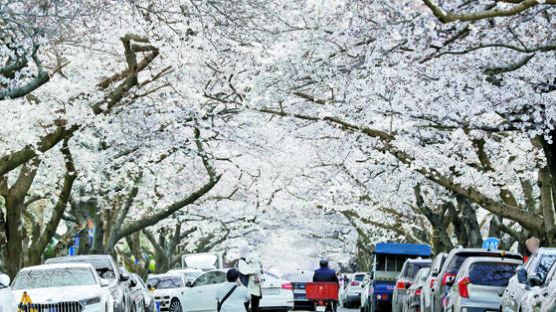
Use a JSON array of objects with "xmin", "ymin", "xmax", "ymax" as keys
[
  {"xmin": 216, "ymin": 268, "xmax": 250, "ymax": 312},
  {"xmin": 237, "ymin": 242, "xmax": 264, "ymax": 312}
]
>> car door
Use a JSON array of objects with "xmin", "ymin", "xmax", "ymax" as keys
[{"xmin": 184, "ymin": 271, "xmax": 227, "ymax": 312}]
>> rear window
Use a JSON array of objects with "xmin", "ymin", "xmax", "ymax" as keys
[
  {"xmin": 405, "ymin": 263, "xmax": 431, "ymax": 279},
  {"xmin": 353, "ymin": 274, "xmax": 365, "ymax": 281},
  {"xmin": 469, "ymin": 262, "xmax": 519, "ymax": 286},
  {"xmin": 536, "ymin": 254, "xmax": 556, "ymax": 280},
  {"xmin": 447, "ymin": 252, "xmax": 521, "ymax": 272}
]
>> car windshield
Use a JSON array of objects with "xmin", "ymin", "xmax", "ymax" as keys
[
  {"xmin": 469, "ymin": 262, "xmax": 519, "ymax": 286},
  {"xmin": 184, "ymin": 271, "xmax": 202, "ymax": 281},
  {"xmin": 448, "ymin": 252, "xmax": 520, "ymax": 272},
  {"xmin": 47, "ymin": 258, "xmax": 116, "ymax": 280},
  {"xmin": 536, "ymin": 254, "xmax": 556, "ymax": 280},
  {"xmin": 353, "ymin": 274, "xmax": 365, "ymax": 281},
  {"xmin": 147, "ymin": 276, "xmax": 183, "ymax": 289},
  {"xmin": 406, "ymin": 263, "xmax": 431, "ymax": 279},
  {"xmin": 183, "ymin": 254, "xmax": 218, "ymax": 270},
  {"xmin": 12, "ymin": 268, "xmax": 97, "ymax": 289}
]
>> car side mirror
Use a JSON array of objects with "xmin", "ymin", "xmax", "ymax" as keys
[
  {"xmin": 405, "ymin": 282, "xmax": 411, "ymax": 289},
  {"xmin": 147, "ymin": 283, "xmax": 153, "ymax": 290},
  {"xmin": 186, "ymin": 281, "xmax": 193, "ymax": 287},
  {"xmin": 0, "ymin": 273, "xmax": 10, "ymax": 286},
  {"xmin": 129, "ymin": 279, "xmax": 137, "ymax": 288},
  {"xmin": 528, "ymin": 273, "xmax": 542, "ymax": 287},
  {"xmin": 100, "ymin": 278, "xmax": 110, "ymax": 287},
  {"xmin": 516, "ymin": 266, "xmax": 528, "ymax": 284},
  {"xmin": 445, "ymin": 276, "xmax": 455, "ymax": 287},
  {"xmin": 120, "ymin": 271, "xmax": 130, "ymax": 282}
]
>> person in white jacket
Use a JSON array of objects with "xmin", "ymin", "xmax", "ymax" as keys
[{"xmin": 237, "ymin": 242, "xmax": 264, "ymax": 312}]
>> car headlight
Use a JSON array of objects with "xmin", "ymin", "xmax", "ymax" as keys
[
  {"xmin": 81, "ymin": 297, "xmax": 102, "ymax": 305},
  {"xmin": 144, "ymin": 296, "xmax": 153, "ymax": 306}
]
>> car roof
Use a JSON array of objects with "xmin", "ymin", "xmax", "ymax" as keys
[
  {"xmin": 20, "ymin": 263, "xmax": 95, "ymax": 271},
  {"xmin": 461, "ymin": 256, "xmax": 523, "ymax": 264},
  {"xmin": 405, "ymin": 258, "xmax": 432, "ymax": 263},
  {"xmin": 537, "ymin": 247, "xmax": 556, "ymax": 254},
  {"xmin": 449, "ymin": 248, "xmax": 521, "ymax": 257}
]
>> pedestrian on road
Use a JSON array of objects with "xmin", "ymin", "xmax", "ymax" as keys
[
  {"xmin": 237, "ymin": 242, "xmax": 264, "ymax": 312},
  {"xmin": 216, "ymin": 268, "xmax": 250, "ymax": 312}
]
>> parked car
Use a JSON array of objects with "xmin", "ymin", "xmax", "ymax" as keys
[
  {"xmin": 444, "ymin": 257, "xmax": 522, "ymax": 312},
  {"xmin": 167, "ymin": 269, "xmax": 203, "ymax": 283},
  {"xmin": 129, "ymin": 273, "xmax": 155, "ymax": 312},
  {"xmin": 0, "ymin": 273, "xmax": 17, "ymax": 312},
  {"xmin": 520, "ymin": 259, "xmax": 556, "ymax": 312},
  {"xmin": 11, "ymin": 263, "xmax": 113, "ymax": 312},
  {"xmin": 431, "ymin": 248, "xmax": 522, "ymax": 312},
  {"xmin": 147, "ymin": 272, "xmax": 189, "ymax": 312},
  {"xmin": 422, "ymin": 253, "xmax": 447, "ymax": 312},
  {"xmin": 259, "ymin": 272, "xmax": 294, "ymax": 311},
  {"xmin": 291, "ymin": 282, "xmax": 314, "ymax": 311},
  {"xmin": 344, "ymin": 272, "xmax": 369, "ymax": 308},
  {"xmin": 46, "ymin": 255, "xmax": 133, "ymax": 312},
  {"xmin": 403, "ymin": 267, "xmax": 430, "ymax": 312},
  {"xmin": 501, "ymin": 247, "xmax": 556, "ymax": 312},
  {"xmin": 392, "ymin": 258, "xmax": 432, "ymax": 312}
]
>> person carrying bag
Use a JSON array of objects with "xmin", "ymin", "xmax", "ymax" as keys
[{"xmin": 216, "ymin": 268, "xmax": 250, "ymax": 312}]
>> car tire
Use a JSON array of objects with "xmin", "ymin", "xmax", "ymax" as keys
[{"xmin": 170, "ymin": 299, "xmax": 182, "ymax": 312}]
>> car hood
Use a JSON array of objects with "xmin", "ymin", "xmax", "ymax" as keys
[{"xmin": 13, "ymin": 285, "xmax": 105, "ymax": 303}]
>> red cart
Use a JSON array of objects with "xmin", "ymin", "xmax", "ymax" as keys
[{"xmin": 305, "ymin": 282, "xmax": 339, "ymax": 312}]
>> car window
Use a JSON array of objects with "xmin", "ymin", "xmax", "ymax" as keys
[
  {"xmin": 468, "ymin": 262, "xmax": 519, "ymax": 287},
  {"xmin": 46, "ymin": 257, "xmax": 117, "ymax": 280},
  {"xmin": 536, "ymin": 254, "xmax": 556, "ymax": 280},
  {"xmin": 447, "ymin": 252, "xmax": 520, "ymax": 273},
  {"xmin": 13, "ymin": 268, "xmax": 97, "ymax": 289},
  {"xmin": 406, "ymin": 263, "xmax": 431, "ymax": 279},
  {"xmin": 193, "ymin": 271, "xmax": 226, "ymax": 287},
  {"xmin": 353, "ymin": 274, "xmax": 365, "ymax": 281},
  {"xmin": 147, "ymin": 276, "xmax": 183, "ymax": 289}
]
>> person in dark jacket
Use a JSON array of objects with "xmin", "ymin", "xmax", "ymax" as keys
[
  {"xmin": 313, "ymin": 259, "xmax": 339, "ymax": 311},
  {"xmin": 313, "ymin": 259, "xmax": 339, "ymax": 284}
]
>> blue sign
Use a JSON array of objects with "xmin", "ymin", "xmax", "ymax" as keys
[{"xmin": 483, "ymin": 237, "xmax": 500, "ymax": 250}]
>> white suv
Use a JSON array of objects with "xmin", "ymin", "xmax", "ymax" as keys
[{"xmin": 344, "ymin": 272, "xmax": 369, "ymax": 308}]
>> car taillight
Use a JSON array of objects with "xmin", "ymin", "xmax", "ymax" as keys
[
  {"xmin": 442, "ymin": 273, "xmax": 456, "ymax": 285},
  {"xmin": 397, "ymin": 281, "xmax": 406, "ymax": 289},
  {"xmin": 416, "ymin": 289, "xmax": 422, "ymax": 296},
  {"xmin": 282, "ymin": 283, "xmax": 293, "ymax": 290},
  {"xmin": 351, "ymin": 281, "xmax": 360, "ymax": 286},
  {"xmin": 458, "ymin": 277, "xmax": 470, "ymax": 298},
  {"xmin": 430, "ymin": 279, "xmax": 435, "ymax": 288}
]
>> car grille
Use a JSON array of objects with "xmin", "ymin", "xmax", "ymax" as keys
[
  {"xmin": 154, "ymin": 296, "xmax": 171, "ymax": 312},
  {"xmin": 18, "ymin": 302, "xmax": 84, "ymax": 312}
]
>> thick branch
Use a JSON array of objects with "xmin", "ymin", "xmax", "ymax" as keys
[{"xmin": 422, "ymin": 0, "xmax": 555, "ymax": 23}]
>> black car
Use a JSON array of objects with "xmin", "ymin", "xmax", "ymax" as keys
[{"xmin": 45, "ymin": 254, "xmax": 133, "ymax": 312}]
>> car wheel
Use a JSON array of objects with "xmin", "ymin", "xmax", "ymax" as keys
[{"xmin": 170, "ymin": 299, "xmax": 182, "ymax": 312}]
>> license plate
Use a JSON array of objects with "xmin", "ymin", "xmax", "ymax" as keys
[
  {"xmin": 155, "ymin": 301, "xmax": 161, "ymax": 312},
  {"xmin": 316, "ymin": 306, "xmax": 326, "ymax": 312},
  {"xmin": 263, "ymin": 288, "xmax": 280, "ymax": 296}
]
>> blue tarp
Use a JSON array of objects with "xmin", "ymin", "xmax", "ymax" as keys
[{"xmin": 374, "ymin": 243, "xmax": 431, "ymax": 256}]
